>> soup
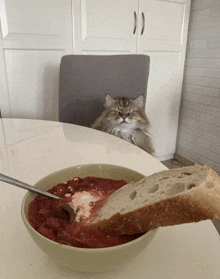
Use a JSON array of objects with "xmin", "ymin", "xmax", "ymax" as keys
[{"xmin": 28, "ymin": 176, "xmax": 141, "ymax": 248}]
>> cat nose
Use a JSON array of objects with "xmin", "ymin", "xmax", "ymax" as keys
[
  {"xmin": 119, "ymin": 111, "xmax": 129, "ymax": 119},
  {"xmin": 121, "ymin": 114, "xmax": 130, "ymax": 121}
]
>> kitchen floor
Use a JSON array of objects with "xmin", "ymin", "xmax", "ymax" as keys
[{"xmin": 161, "ymin": 155, "xmax": 220, "ymax": 236}]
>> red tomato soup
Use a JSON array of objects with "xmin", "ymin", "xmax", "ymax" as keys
[{"xmin": 28, "ymin": 177, "xmax": 141, "ymax": 248}]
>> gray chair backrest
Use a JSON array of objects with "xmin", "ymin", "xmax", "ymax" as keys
[{"xmin": 59, "ymin": 55, "xmax": 150, "ymax": 127}]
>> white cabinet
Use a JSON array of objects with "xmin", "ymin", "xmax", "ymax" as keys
[
  {"xmin": 73, "ymin": 0, "xmax": 191, "ymax": 160},
  {"xmin": 73, "ymin": 0, "xmax": 139, "ymax": 54},
  {"xmin": 0, "ymin": 0, "xmax": 73, "ymax": 120},
  {"xmin": 138, "ymin": 0, "xmax": 188, "ymax": 52},
  {"xmin": 139, "ymin": 0, "xmax": 191, "ymax": 161},
  {"xmin": 73, "ymin": 0, "xmax": 190, "ymax": 53}
]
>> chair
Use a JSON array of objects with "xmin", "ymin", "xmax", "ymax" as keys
[{"xmin": 59, "ymin": 55, "xmax": 150, "ymax": 127}]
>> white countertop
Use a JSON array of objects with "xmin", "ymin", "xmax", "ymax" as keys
[{"xmin": 1, "ymin": 118, "xmax": 220, "ymax": 278}]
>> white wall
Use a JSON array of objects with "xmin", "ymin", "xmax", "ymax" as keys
[{"xmin": 176, "ymin": 0, "xmax": 220, "ymax": 174}]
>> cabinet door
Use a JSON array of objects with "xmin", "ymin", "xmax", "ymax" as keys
[
  {"xmin": 0, "ymin": 0, "xmax": 72, "ymax": 120},
  {"xmin": 73, "ymin": 0, "xmax": 138, "ymax": 54},
  {"xmin": 138, "ymin": 0, "xmax": 188, "ymax": 52},
  {"xmin": 138, "ymin": 0, "xmax": 191, "ymax": 160}
]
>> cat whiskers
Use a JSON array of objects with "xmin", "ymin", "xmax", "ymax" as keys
[{"xmin": 119, "ymin": 118, "xmax": 128, "ymax": 124}]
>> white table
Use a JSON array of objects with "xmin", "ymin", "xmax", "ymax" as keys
[{"xmin": 1, "ymin": 119, "xmax": 220, "ymax": 279}]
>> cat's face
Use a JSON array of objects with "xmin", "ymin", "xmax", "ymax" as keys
[{"xmin": 104, "ymin": 95, "xmax": 145, "ymax": 127}]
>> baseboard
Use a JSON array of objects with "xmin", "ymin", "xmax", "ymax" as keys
[
  {"xmin": 157, "ymin": 152, "xmax": 199, "ymax": 165},
  {"xmin": 173, "ymin": 153, "xmax": 195, "ymax": 166}
]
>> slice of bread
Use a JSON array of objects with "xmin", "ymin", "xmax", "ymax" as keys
[{"xmin": 92, "ymin": 165, "xmax": 220, "ymax": 235}]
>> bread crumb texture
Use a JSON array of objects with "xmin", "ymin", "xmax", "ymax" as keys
[{"xmin": 93, "ymin": 166, "xmax": 220, "ymax": 235}]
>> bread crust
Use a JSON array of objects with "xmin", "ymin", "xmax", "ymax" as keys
[{"xmin": 92, "ymin": 166, "xmax": 220, "ymax": 235}]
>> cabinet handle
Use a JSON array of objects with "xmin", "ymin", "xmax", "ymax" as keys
[
  {"xmin": 133, "ymin": 11, "xmax": 137, "ymax": 34},
  {"xmin": 141, "ymin": 12, "xmax": 145, "ymax": 35}
]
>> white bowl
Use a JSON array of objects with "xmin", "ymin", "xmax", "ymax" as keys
[{"xmin": 21, "ymin": 164, "xmax": 158, "ymax": 272}]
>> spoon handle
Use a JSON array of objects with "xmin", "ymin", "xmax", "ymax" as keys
[{"xmin": 0, "ymin": 173, "xmax": 60, "ymax": 200}]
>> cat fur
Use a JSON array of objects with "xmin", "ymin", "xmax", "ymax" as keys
[{"xmin": 90, "ymin": 95, "xmax": 154, "ymax": 155}]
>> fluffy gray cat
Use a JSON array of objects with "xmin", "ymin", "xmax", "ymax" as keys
[{"xmin": 90, "ymin": 95, "xmax": 154, "ymax": 155}]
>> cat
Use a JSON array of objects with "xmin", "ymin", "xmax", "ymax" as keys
[{"xmin": 90, "ymin": 94, "xmax": 154, "ymax": 155}]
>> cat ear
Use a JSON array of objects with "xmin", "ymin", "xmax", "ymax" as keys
[
  {"xmin": 105, "ymin": 94, "xmax": 114, "ymax": 106},
  {"xmin": 134, "ymin": 95, "xmax": 144, "ymax": 108}
]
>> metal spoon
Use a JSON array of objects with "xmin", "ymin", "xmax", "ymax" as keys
[
  {"xmin": 0, "ymin": 173, "xmax": 60, "ymax": 200},
  {"xmin": 0, "ymin": 173, "xmax": 78, "ymax": 223}
]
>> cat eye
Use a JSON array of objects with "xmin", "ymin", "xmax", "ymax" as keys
[
  {"xmin": 129, "ymin": 110, "xmax": 136, "ymax": 114},
  {"xmin": 112, "ymin": 110, "xmax": 120, "ymax": 114}
]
